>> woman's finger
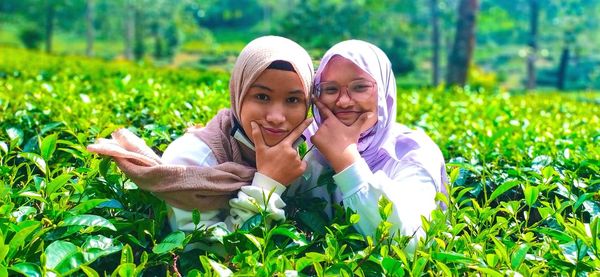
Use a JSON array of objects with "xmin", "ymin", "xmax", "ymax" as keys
[{"xmin": 250, "ymin": 121, "xmax": 268, "ymax": 151}]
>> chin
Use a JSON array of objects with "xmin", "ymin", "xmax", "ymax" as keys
[
  {"xmin": 339, "ymin": 118, "xmax": 358, "ymax": 126},
  {"xmin": 265, "ymin": 138, "xmax": 283, "ymax": 147}
]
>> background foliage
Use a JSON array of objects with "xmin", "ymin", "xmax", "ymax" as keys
[{"xmin": 1, "ymin": 0, "xmax": 600, "ymax": 89}]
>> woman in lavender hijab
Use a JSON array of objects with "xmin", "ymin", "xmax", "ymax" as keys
[{"xmin": 253, "ymin": 40, "xmax": 448, "ymax": 252}]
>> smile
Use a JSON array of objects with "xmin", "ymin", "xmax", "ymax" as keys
[{"xmin": 262, "ymin": 126, "xmax": 287, "ymax": 136}]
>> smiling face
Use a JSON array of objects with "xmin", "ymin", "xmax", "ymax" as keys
[
  {"xmin": 239, "ymin": 68, "xmax": 307, "ymax": 146},
  {"xmin": 318, "ymin": 56, "xmax": 378, "ymax": 128}
]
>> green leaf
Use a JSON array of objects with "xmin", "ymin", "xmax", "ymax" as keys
[
  {"xmin": 411, "ymin": 257, "xmax": 428, "ymax": 276},
  {"xmin": 378, "ymin": 195, "xmax": 393, "ymax": 221},
  {"xmin": 0, "ymin": 141, "xmax": 7, "ymax": 154},
  {"xmin": 40, "ymin": 133, "xmax": 58, "ymax": 161},
  {"xmin": 81, "ymin": 235, "xmax": 122, "ymax": 264},
  {"xmin": 80, "ymin": 265, "xmax": 99, "ymax": 277},
  {"xmin": 244, "ymin": 233, "xmax": 264, "ymax": 250},
  {"xmin": 523, "ymin": 185, "xmax": 539, "ymax": 207},
  {"xmin": 469, "ymin": 266, "xmax": 503, "ymax": 277},
  {"xmin": 432, "ymin": 251, "xmax": 476, "ymax": 264},
  {"xmin": 44, "ymin": 240, "xmax": 85, "ymax": 274},
  {"xmin": 192, "ymin": 209, "xmax": 201, "ymax": 227},
  {"xmin": 71, "ymin": 199, "xmax": 111, "ymax": 214},
  {"xmin": 60, "ymin": 214, "xmax": 116, "ymax": 231},
  {"xmin": 10, "ymin": 263, "xmax": 42, "ymax": 277},
  {"xmin": 295, "ymin": 257, "xmax": 313, "ymax": 272},
  {"xmin": 18, "ymin": 152, "xmax": 47, "ymax": 175},
  {"xmin": 8, "ymin": 221, "xmax": 41, "ymax": 258},
  {"xmin": 573, "ymin": 193, "xmax": 593, "ymax": 211},
  {"xmin": 40, "ymin": 122, "xmax": 63, "ymax": 136},
  {"xmin": 6, "ymin": 127, "xmax": 24, "ymax": 146},
  {"xmin": 350, "ymin": 213, "xmax": 360, "ymax": 224},
  {"xmin": 510, "ymin": 244, "xmax": 529, "ymax": 269},
  {"xmin": 112, "ymin": 263, "xmax": 136, "ymax": 277},
  {"xmin": 382, "ymin": 257, "xmax": 404, "ymax": 276},
  {"xmin": 488, "ymin": 180, "xmax": 519, "ymax": 203},
  {"xmin": 153, "ymin": 231, "xmax": 186, "ymax": 254},
  {"xmin": 240, "ymin": 213, "xmax": 263, "ymax": 231},
  {"xmin": 46, "ymin": 173, "xmax": 72, "ymax": 195},
  {"xmin": 121, "ymin": 244, "xmax": 134, "ymax": 264},
  {"xmin": 11, "ymin": 206, "xmax": 37, "ymax": 222},
  {"xmin": 270, "ymin": 226, "xmax": 307, "ymax": 246}
]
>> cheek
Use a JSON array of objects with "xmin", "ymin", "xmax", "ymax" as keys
[
  {"xmin": 288, "ymin": 106, "xmax": 307, "ymax": 125},
  {"xmin": 239, "ymin": 102, "xmax": 260, "ymax": 132}
]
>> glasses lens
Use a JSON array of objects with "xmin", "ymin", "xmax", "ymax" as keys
[
  {"xmin": 348, "ymin": 80, "xmax": 374, "ymax": 100},
  {"xmin": 317, "ymin": 82, "xmax": 339, "ymax": 99}
]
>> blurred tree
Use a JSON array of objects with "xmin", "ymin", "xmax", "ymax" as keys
[
  {"xmin": 526, "ymin": 0, "xmax": 538, "ymax": 90},
  {"xmin": 133, "ymin": 7, "xmax": 145, "ymax": 60},
  {"xmin": 194, "ymin": 0, "xmax": 262, "ymax": 28},
  {"xmin": 44, "ymin": 0, "xmax": 55, "ymax": 53},
  {"xmin": 430, "ymin": 0, "xmax": 441, "ymax": 86},
  {"xmin": 276, "ymin": 0, "xmax": 414, "ymax": 75},
  {"xmin": 124, "ymin": 0, "xmax": 134, "ymax": 60},
  {"xmin": 447, "ymin": 0, "xmax": 479, "ymax": 86},
  {"xmin": 86, "ymin": 0, "xmax": 95, "ymax": 56},
  {"xmin": 19, "ymin": 27, "xmax": 43, "ymax": 49}
]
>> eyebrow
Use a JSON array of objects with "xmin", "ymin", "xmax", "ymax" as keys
[
  {"xmin": 250, "ymin": 84, "xmax": 273, "ymax": 92},
  {"xmin": 251, "ymin": 83, "xmax": 304, "ymax": 95},
  {"xmin": 320, "ymin": 77, "xmax": 372, "ymax": 83}
]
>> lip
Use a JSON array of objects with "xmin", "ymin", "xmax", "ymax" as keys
[
  {"xmin": 334, "ymin": 110, "xmax": 360, "ymax": 117},
  {"xmin": 261, "ymin": 126, "xmax": 287, "ymax": 136}
]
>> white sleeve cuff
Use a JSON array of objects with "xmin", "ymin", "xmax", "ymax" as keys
[
  {"xmin": 333, "ymin": 158, "xmax": 374, "ymax": 198},
  {"xmin": 251, "ymin": 172, "xmax": 287, "ymax": 195}
]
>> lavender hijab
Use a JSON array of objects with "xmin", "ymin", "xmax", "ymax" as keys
[{"xmin": 306, "ymin": 40, "xmax": 448, "ymax": 197}]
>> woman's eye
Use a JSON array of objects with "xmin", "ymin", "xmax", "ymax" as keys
[
  {"xmin": 353, "ymin": 85, "xmax": 370, "ymax": 91},
  {"xmin": 287, "ymin": 97, "xmax": 301, "ymax": 103},
  {"xmin": 255, "ymin": 94, "xmax": 269, "ymax": 101},
  {"xmin": 323, "ymin": 87, "xmax": 338, "ymax": 94}
]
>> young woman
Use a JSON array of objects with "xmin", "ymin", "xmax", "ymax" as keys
[
  {"xmin": 87, "ymin": 36, "xmax": 314, "ymax": 232},
  {"xmin": 252, "ymin": 40, "xmax": 448, "ymax": 252}
]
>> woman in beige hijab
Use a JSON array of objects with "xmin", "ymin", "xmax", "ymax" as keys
[{"xmin": 88, "ymin": 36, "xmax": 314, "ymax": 231}]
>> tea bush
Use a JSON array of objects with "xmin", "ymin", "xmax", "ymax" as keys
[{"xmin": 0, "ymin": 47, "xmax": 598, "ymax": 276}]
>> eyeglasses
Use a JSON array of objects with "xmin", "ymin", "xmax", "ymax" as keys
[{"xmin": 315, "ymin": 80, "xmax": 376, "ymax": 102}]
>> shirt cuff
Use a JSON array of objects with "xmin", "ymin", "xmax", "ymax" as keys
[
  {"xmin": 251, "ymin": 172, "xmax": 287, "ymax": 195},
  {"xmin": 333, "ymin": 158, "xmax": 374, "ymax": 197}
]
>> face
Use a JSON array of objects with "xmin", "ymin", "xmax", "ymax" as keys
[
  {"xmin": 240, "ymin": 69, "xmax": 307, "ymax": 147},
  {"xmin": 318, "ymin": 56, "xmax": 378, "ymax": 128}
]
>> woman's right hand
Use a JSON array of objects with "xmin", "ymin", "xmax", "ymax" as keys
[
  {"xmin": 250, "ymin": 118, "xmax": 313, "ymax": 186},
  {"xmin": 311, "ymin": 100, "xmax": 374, "ymax": 173}
]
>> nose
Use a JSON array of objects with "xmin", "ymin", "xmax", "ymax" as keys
[
  {"xmin": 265, "ymin": 104, "xmax": 286, "ymax": 125},
  {"xmin": 335, "ymin": 88, "xmax": 353, "ymax": 108}
]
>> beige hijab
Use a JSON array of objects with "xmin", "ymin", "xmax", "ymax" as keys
[{"xmin": 87, "ymin": 36, "xmax": 313, "ymax": 211}]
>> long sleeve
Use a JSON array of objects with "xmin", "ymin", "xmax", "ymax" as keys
[
  {"xmin": 228, "ymin": 172, "xmax": 287, "ymax": 227},
  {"xmin": 161, "ymin": 133, "xmax": 223, "ymax": 232},
  {"xmin": 333, "ymin": 157, "xmax": 437, "ymax": 253},
  {"xmin": 162, "ymin": 133, "xmax": 289, "ymax": 232}
]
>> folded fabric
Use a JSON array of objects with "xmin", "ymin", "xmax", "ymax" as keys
[{"xmin": 87, "ymin": 128, "xmax": 255, "ymax": 211}]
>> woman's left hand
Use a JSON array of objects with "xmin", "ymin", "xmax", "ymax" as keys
[{"xmin": 311, "ymin": 100, "xmax": 374, "ymax": 172}]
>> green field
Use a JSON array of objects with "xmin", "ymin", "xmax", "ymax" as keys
[{"xmin": 0, "ymin": 47, "xmax": 599, "ymax": 276}]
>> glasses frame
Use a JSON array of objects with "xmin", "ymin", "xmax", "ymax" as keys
[{"xmin": 315, "ymin": 79, "xmax": 377, "ymax": 102}]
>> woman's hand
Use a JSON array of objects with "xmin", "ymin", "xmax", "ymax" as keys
[
  {"xmin": 251, "ymin": 118, "xmax": 313, "ymax": 186},
  {"xmin": 311, "ymin": 100, "xmax": 374, "ymax": 172}
]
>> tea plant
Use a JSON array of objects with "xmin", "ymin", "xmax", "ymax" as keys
[{"xmin": 0, "ymin": 47, "xmax": 598, "ymax": 276}]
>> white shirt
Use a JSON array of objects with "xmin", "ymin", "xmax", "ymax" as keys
[{"xmin": 162, "ymin": 133, "xmax": 438, "ymax": 252}]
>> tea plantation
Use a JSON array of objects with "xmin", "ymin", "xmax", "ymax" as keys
[{"xmin": 0, "ymin": 47, "xmax": 599, "ymax": 276}]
